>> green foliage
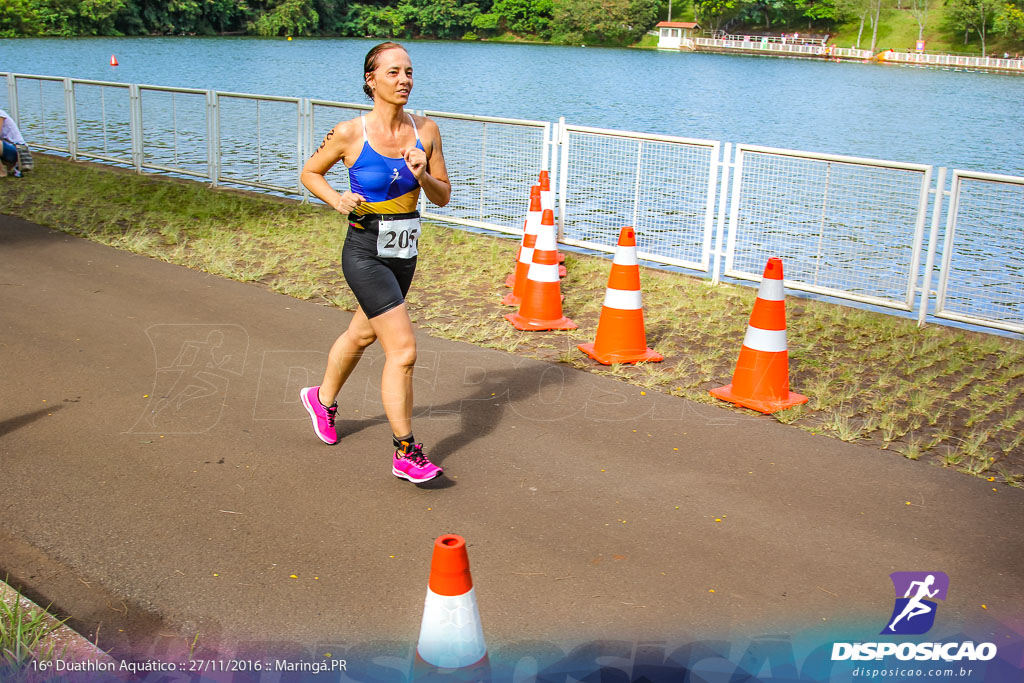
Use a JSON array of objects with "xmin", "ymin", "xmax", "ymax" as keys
[
  {"xmin": 401, "ymin": 0, "xmax": 482, "ymax": 39},
  {"xmin": 250, "ymin": 0, "xmax": 319, "ymax": 36},
  {"xmin": 29, "ymin": 0, "xmax": 128, "ymax": 35},
  {"xmin": 695, "ymin": 0, "xmax": 743, "ymax": 32},
  {"xmin": 0, "ymin": 0, "xmax": 40, "ymax": 37},
  {"xmin": 551, "ymin": 0, "xmax": 660, "ymax": 44},
  {"xmin": 494, "ymin": 0, "xmax": 553, "ymax": 35},
  {"xmin": 945, "ymin": 0, "xmax": 1004, "ymax": 52},
  {"xmin": 354, "ymin": 2, "xmax": 410, "ymax": 37},
  {"xmin": 3, "ymin": 0, "xmax": 1021, "ymax": 48},
  {"xmin": 995, "ymin": 1, "xmax": 1024, "ymax": 37}
]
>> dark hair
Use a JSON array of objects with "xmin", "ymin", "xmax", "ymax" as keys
[{"xmin": 363, "ymin": 41, "xmax": 406, "ymax": 101}]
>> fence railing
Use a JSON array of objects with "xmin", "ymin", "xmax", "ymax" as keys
[
  {"xmin": 725, "ymin": 145, "xmax": 933, "ymax": 311},
  {"xmin": 3, "ymin": 71, "xmax": 1022, "ymax": 336},
  {"xmin": 693, "ymin": 39, "xmax": 1024, "ymax": 72},
  {"xmin": 420, "ymin": 111, "xmax": 550, "ymax": 236},
  {"xmin": 558, "ymin": 122, "xmax": 719, "ymax": 272},
  {"xmin": 930, "ymin": 171, "xmax": 1024, "ymax": 334},
  {"xmin": 879, "ymin": 50, "xmax": 1024, "ymax": 72}
]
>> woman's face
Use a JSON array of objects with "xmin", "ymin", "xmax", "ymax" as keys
[{"xmin": 367, "ymin": 48, "xmax": 413, "ymax": 105}]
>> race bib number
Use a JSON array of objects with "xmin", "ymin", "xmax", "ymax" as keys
[{"xmin": 376, "ymin": 217, "xmax": 419, "ymax": 259}]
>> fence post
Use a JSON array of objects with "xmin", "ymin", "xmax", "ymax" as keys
[
  {"xmin": 917, "ymin": 167, "xmax": 947, "ymax": 327},
  {"xmin": 128, "ymin": 83, "xmax": 142, "ymax": 173},
  {"xmin": 295, "ymin": 98, "xmax": 304, "ymax": 197},
  {"xmin": 64, "ymin": 78, "xmax": 77, "ymax": 161},
  {"xmin": 711, "ymin": 142, "xmax": 732, "ymax": 286},
  {"xmin": 6, "ymin": 73, "xmax": 17, "ymax": 123},
  {"xmin": 299, "ymin": 98, "xmax": 311, "ymax": 202},
  {"xmin": 557, "ymin": 117, "xmax": 568, "ymax": 243},
  {"xmin": 208, "ymin": 91, "xmax": 220, "ymax": 187},
  {"xmin": 417, "ymin": 109, "xmax": 427, "ymax": 215}
]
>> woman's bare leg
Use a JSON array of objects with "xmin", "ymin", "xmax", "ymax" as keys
[
  {"xmin": 365, "ymin": 303, "xmax": 417, "ymax": 438},
  {"xmin": 318, "ymin": 306, "xmax": 377, "ymax": 406}
]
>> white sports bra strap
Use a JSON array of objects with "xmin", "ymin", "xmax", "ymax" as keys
[{"xmin": 408, "ymin": 114, "xmax": 420, "ymax": 143}]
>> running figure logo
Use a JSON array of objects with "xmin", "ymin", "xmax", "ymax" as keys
[
  {"xmin": 389, "ymin": 167, "xmax": 401, "ymax": 184},
  {"xmin": 881, "ymin": 571, "xmax": 949, "ymax": 635}
]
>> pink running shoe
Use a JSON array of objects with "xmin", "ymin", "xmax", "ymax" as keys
[
  {"xmin": 300, "ymin": 386, "xmax": 339, "ymax": 445},
  {"xmin": 392, "ymin": 444, "xmax": 443, "ymax": 483}
]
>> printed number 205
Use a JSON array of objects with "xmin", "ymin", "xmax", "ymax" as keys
[{"xmin": 383, "ymin": 228, "xmax": 417, "ymax": 249}]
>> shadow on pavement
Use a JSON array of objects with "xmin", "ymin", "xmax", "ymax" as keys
[{"xmin": 0, "ymin": 406, "xmax": 63, "ymax": 439}]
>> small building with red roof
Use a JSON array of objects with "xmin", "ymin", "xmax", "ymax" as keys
[{"xmin": 656, "ymin": 21, "xmax": 701, "ymax": 50}]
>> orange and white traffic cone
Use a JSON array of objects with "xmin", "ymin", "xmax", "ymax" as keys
[
  {"xmin": 506, "ymin": 183, "xmax": 564, "ymax": 290},
  {"xmin": 538, "ymin": 171, "xmax": 566, "ymax": 267},
  {"xmin": 414, "ymin": 534, "xmax": 489, "ymax": 680},
  {"xmin": 578, "ymin": 226, "xmax": 663, "ymax": 365},
  {"xmin": 505, "ymin": 209, "xmax": 577, "ymax": 331},
  {"xmin": 710, "ymin": 257, "xmax": 807, "ymax": 414},
  {"xmin": 504, "ymin": 186, "xmax": 542, "ymax": 292}
]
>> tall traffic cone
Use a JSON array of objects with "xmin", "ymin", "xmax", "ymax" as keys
[
  {"xmin": 110, "ymin": 55, "xmax": 119, "ymax": 66},
  {"xmin": 710, "ymin": 257, "xmax": 807, "ymax": 414},
  {"xmin": 504, "ymin": 186, "xmax": 542, "ymax": 291},
  {"xmin": 538, "ymin": 171, "xmax": 566, "ymax": 266},
  {"xmin": 415, "ymin": 534, "xmax": 489, "ymax": 680},
  {"xmin": 578, "ymin": 226, "xmax": 663, "ymax": 365},
  {"xmin": 505, "ymin": 209, "xmax": 577, "ymax": 331},
  {"xmin": 506, "ymin": 184, "xmax": 564, "ymax": 290}
]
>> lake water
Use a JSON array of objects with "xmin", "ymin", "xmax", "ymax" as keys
[{"xmin": 2, "ymin": 36, "xmax": 1022, "ymax": 176}]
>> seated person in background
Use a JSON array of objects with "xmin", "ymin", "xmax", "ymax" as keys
[{"xmin": 0, "ymin": 107, "xmax": 30, "ymax": 178}]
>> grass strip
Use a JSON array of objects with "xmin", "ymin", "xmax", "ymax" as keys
[
  {"xmin": 4, "ymin": 155, "xmax": 1023, "ymax": 485},
  {"xmin": 0, "ymin": 580, "xmax": 67, "ymax": 682}
]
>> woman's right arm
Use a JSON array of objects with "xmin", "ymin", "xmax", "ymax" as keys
[{"xmin": 301, "ymin": 120, "xmax": 364, "ymax": 214}]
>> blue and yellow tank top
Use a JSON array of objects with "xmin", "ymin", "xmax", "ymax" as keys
[{"xmin": 349, "ymin": 115, "xmax": 423, "ymax": 216}]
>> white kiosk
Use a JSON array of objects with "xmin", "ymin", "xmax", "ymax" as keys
[{"xmin": 656, "ymin": 21, "xmax": 700, "ymax": 50}]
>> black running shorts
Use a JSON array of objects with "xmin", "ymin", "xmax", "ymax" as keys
[{"xmin": 342, "ymin": 212, "xmax": 419, "ymax": 319}]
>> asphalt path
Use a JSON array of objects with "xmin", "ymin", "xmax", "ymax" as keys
[{"xmin": 1, "ymin": 214, "xmax": 1022, "ymax": 672}]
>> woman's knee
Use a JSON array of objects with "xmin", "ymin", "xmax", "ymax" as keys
[
  {"xmin": 343, "ymin": 325, "xmax": 376, "ymax": 349},
  {"xmin": 385, "ymin": 341, "xmax": 417, "ymax": 369}
]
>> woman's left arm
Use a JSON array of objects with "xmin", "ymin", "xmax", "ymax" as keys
[{"xmin": 402, "ymin": 117, "xmax": 450, "ymax": 208}]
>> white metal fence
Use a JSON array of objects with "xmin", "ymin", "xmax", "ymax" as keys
[
  {"xmin": 693, "ymin": 38, "xmax": 1024, "ymax": 72},
  {"xmin": 558, "ymin": 122, "xmax": 719, "ymax": 272},
  {"xmin": 696, "ymin": 37, "xmax": 873, "ymax": 60},
  {"xmin": 880, "ymin": 50, "xmax": 1024, "ymax": 72},
  {"xmin": 725, "ymin": 145, "xmax": 933, "ymax": 311},
  {"xmin": 930, "ymin": 172, "xmax": 1024, "ymax": 334},
  {"xmin": 421, "ymin": 111, "xmax": 550, "ymax": 236},
  {"xmin": 2, "ymin": 72, "xmax": 1022, "ymax": 336}
]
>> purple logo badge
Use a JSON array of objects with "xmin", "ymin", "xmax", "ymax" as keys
[{"xmin": 881, "ymin": 572, "xmax": 949, "ymax": 635}]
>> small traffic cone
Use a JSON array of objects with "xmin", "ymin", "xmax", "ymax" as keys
[
  {"xmin": 505, "ymin": 209, "xmax": 577, "ymax": 331},
  {"xmin": 415, "ymin": 534, "xmax": 489, "ymax": 680},
  {"xmin": 710, "ymin": 257, "xmax": 807, "ymax": 414},
  {"xmin": 506, "ymin": 185, "xmax": 564, "ymax": 290},
  {"xmin": 504, "ymin": 186, "xmax": 542, "ymax": 291},
  {"xmin": 538, "ymin": 171, "xmax": 566, "ymax": 266},
  {"xmin": 110, "ymin": 55, "xmax": 119, "ymax": 66},
  {"xmin": 578, "ymin": 226, "xmax": 663, "ymax": 365}
]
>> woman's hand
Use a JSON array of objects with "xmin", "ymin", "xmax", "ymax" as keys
[
  {"xmin": 402, "ymin": 147, "xmax": 428, "ymax": 180},
  {"xmin": 334, "ymin": 191, "xmax": 365, "ymax": 214}
]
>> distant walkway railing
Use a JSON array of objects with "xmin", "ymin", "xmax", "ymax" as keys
[
  {"xmin": 2, "ymin": 72, "xmax": 1022, "ymax": 336},
  {"xmin": 696, "ymin": 37, "xmax": 872, "ymax": 60},
  {"xmin": 693, "ymin": 37, "xmax": 1024, "ymax": 73},
  {"xmin": 877, "ymin": 49, "xmax": 1024, "ymax": 72}
]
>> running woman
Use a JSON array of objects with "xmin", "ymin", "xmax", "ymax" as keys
[{"xmin": 299, "ymin": 42, "xmax": 450, "ymax": 483}]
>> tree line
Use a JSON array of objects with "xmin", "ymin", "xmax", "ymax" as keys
[
  {"xmin": 0, "ymin": 0, "xmax": 660, "ymax": 45},
  {"xmin": 1, "ymin": 0, "xmax": 1020, "ymax": 54}
]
